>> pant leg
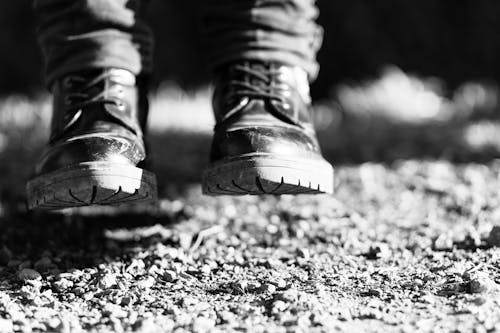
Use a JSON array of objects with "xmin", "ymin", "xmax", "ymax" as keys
[
  {"xmin": 200, "ymin": 0, "xmax": 323, "ymax": 81},
  {"xmin": 33, "ymin": 0, "xmax": 153, "ymax": 86}
]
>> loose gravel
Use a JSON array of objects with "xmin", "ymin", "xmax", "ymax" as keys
[{"xmin": 1, "ymin": 160, "xmax": 500, "ymax": 332}]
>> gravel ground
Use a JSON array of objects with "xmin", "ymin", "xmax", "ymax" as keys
[
  {"xmin": 3, "ymin": 90, "xmax": 500, "ymax": 332},
  {"xmin": 1, "ymin": 159, "xmax": 500, "ymax": 332}
]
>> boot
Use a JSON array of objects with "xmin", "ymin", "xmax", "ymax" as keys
[
  {"xmin": 26, "ymin": 68, "xmax": 157, "ymax": 209},
  {"xmin": 202, "ymin": 61, "xmax": 333, "ymax": 195}
]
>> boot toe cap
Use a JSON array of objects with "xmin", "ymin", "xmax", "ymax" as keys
[
  {"xmin": 210, "ymin": 126, "xmax": 323, "ymax": 162},
  {"xmin": 35, "ymin": 135, "xmax": 145, "ymax": 175}
]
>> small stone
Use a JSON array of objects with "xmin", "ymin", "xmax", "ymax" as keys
[
  {"xmin": 52, "ymin": 278, "xmax": 73, "ymax": 292},
  {"xmin": 231, "ymin": 280, "xmax": 248, "ymax": 294},
  {"xmin": 200, "ymin": 265, "xmax": 212, "ymax": 275},
  {"xmin": 474, "ymin": 325, "xmax": 488, "ymax": 333},
  {"xmin": 45, "ymin": 317, "xmax": 62, "ymax": 331},
  {"xmin": 260, "ymin": 283, "xmax": 277, "ymax": 294},
  {"xmin": 97, "ymin": 273, "xmax": 117, "ymax": 289},
  {"xmin": 271, "ymin": 300, "xmax": 288, "ymax": 313},
  {"xmin": 0, "ymin": 318, "xmax": 13, "ymax": 333},
  {"xmin": 297, "ymin": 248, "xmax": 310, "ymax": 259},
  {"xmin": 163, "ymin": 270, "xmax": 177, "ymax": 282},
  {"xmin": 434, "ymin": 234, "xmax": 453, "ymax": 250},
  {"xmin": 247, "ymin": 281, "xmax": 262, "ymax": 291},
  {"xmin": 472, "ymin": 296, "xmax": 487, "ymax": 306},
  {"xmin": 18, "ymin": 268, "xmax": 41, "ymax": 282},
  {"xmin": 72, "ymin": 287, "xmax": 85, "ymax": 296},
  {"xmin": 366, "ymin": 243, "xmax": 391, "ymax": 259},
  {"xmin": 181, "ymin": 296, "xmax": 198, "ymax": 308},
  {"xmin": 179, "ymin": 233, "xmax": 193, "ymax": 250},
  {"xmin": 273, "ymin": 279, "xmax": 288, "ymax": 289},
  {"xmin": 264, "ymin": 258, "xmax": 282, "ymax": 269},
  {"xmin": 120, "ymin": 294, "xmax": 136, "ymax": 306},
  {"xmin": 137, "ymin": 276, "xmax": 155, "ymax": 289},
  {"xmin": 192, "ymin": 316, "xmax": 215, "ymax": 333},
  {"xmin": 468, "ymin": 272, "xmax": 497, "ymax": 294},
  {"xmin": 133, "ymin": 317, "xmax": 156, "ymax": 332},
  {"xmin": 217, "ymin": 311, "xmax": 236, "ymax": 324},
  {"xmin": 102, "ymin": 303, "xmax": 127, "ymax": 318},
  {"xmin": 275, "ymin": 288, "xmax": 298, "ymax": 303}
]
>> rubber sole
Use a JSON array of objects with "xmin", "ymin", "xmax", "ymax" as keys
[
  {"xmin": 26, "ymin": 162, "xmax": 157, "ymax": 210},
  {"xmin": 202, "ymin": 154, "xmax": 334, "ymax": 195}
]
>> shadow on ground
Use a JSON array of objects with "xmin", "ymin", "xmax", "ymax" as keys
[{"xmin": 2, "ymin": 115, "xmax": 500, "ymax": 209}]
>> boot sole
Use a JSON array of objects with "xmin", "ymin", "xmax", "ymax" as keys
[
  {"xmin": 26, "ymin": 162, "xmax": 157, "ymax": 210},
  {"xmin": 202, "ymin": 154, "xmax": 334, "ymax": 195}
]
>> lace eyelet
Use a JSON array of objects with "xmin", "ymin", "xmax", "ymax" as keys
[
  {"xmin": 112, "ymin": 84, "xmax": 125, "ymax": 97},
  {"xmin": 281, "ymin": 102, "xmax": 291, "ymax": 110},
  {"xmin": 117, "ymin": 101, "xmax": 126, "ymax": 111}
]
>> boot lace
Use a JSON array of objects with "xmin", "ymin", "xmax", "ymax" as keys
[
  {"xmin": 226, "ymin": 64, "xmax": 288, "ymax": 104},
  {"xmin": 63, "ymin": 71, "xmax": 125, "ymax": 111}
]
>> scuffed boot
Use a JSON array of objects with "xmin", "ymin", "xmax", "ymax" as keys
[
  {"xmin": 27, "ymin": 68, "xmax": 157, "ymax": 210},
  {"xmin": 202, "ymin": 61, "xmax": 333, "ymax": 195}
]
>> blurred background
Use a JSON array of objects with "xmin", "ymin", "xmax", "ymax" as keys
[
  {"xmin": 4, "ymin": 1, "xmax": 500, "ymax": 98},
  {"xmin": 3, "ymin": 0, "xmax": 500, "ymax": 203}
]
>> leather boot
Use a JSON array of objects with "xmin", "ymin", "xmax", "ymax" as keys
[
  {"xmin": 202, "ymin": 61, "xmax": 333, "ymax": 195},
  {"xmin": 26, "ymin": 68, "xmax": 157, "ymax": 209}
]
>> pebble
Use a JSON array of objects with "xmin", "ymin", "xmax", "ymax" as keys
[
  {"xmin": 98, "ymin": 273, "xmax": 117, "ymax": 289},
  {"xmin": 18, "ymin": 269, "xmax": 41, "ymax": 282},
  {"xmin": 367, "ymin": 243, "xmax": 391, "ymax": 259},
  {"xmin": 275, "ymin": 289, "xmax": 298, "ymax": 303},
  {"xmin": 192, "ymin": 317, "xmax": 215, "ymax": 333},
  {"xmin": 163, "ymin": 270, "xmax": 177, "ymax": 282},
  {"xmin": 297, "ymin": 248, "xmax": 310, "ymax": 259},
  {"xmin": 273, "ymin": 279, "xmax": 288, "ymax": 289},
  {"xmin": 133, "ymin": 317, "xmax": 156, "ymax": 332},
  {"xmin": 0, "ymin": 318, "xmax": 13, "ymax": 333},
  {"xmin": 72, "ymin": 287, "xmax": 85, "ymax": 296},
  {"xmin": 247, "ymin": 281, "xmax": 262, "ymax": 291},
  {"xmin": 260, "ymin": 283, "xmax": 277, "ymax": 294},
  {"xmin": 102, "ymin": 303, "xmax": 127, "ymax": 318},
  {"xmin": 217, "ymin": 311, "xmax": 236, "ymax": 324},
  {"xmin": 137, "ymin": 276, "xmax": 155, "ymax": 290},
  {"xmin": 434, "ymin": 234, "xmax": 453, "ymax": 250},
  {"xmin": 231, "ymin": 280, "xmax": 248, "ymax": 294},
  {"xmin": 181, "ymin": 296, "xmax": 198, "ymax": 308},
  {"xmin": 271, "ymin": 300, "xmax": 288, "ymax": 313},
  {"xmin": 120, "ymin": 294, "xmax": 136, "ymax": 306},
  {"xmin": 264, "ymin": 258, "xmax": 282, "ymax": 269},
  {"xmin": 468, "ymin": 272, "xmax": 497, "ymax": 294},
  {"xmin": 53, "ymin": 278, "xmax": 73, "ymax": 292}
]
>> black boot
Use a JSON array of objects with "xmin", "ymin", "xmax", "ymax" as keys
[
  {"xmin": 26, "ymin": 68, "xmax": 157, "ymax": 210},
  {"xmin": 202, "ymin": 61, "xmax": 333, "ymax": 195}
]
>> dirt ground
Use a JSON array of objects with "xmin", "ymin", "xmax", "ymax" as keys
[
  {"xmin": 2, "ymin": 90, "xmax": 500, "ymax": 332},
  {"xmin": 0, "ymin": 159, "xmax": 500, "ymax": 332}
]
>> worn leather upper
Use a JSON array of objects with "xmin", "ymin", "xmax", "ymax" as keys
[
  {"xmin": 35, "ymin": 68, "xmax": 148, "ymax": 175},
  {"xmin": 210, "ymin": 61, "xmax": 323, "ymax": 162}
]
